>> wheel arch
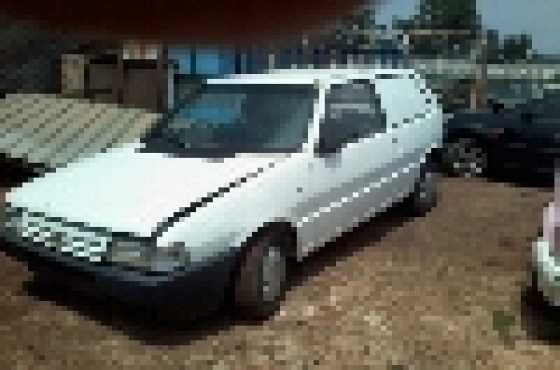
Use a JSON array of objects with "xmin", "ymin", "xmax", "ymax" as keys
[
  {"xmin": 237, "ymin": 219, "xmax": 299, "ymax": 259},
  {"xmin": 444, "ymin": 125, "xmax": 496, "ymax": 151}
]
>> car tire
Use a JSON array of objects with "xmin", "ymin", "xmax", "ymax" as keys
[
  {"xmin": 443, "ymin": 137, "xmax": 488, "ymax": 178},
  {"xmin": 410, "ymin": 164, "xmax": 439, "ymax": 216},
  {"xmin": 527, "ymin": 269, "xmax": 553, "ymax": 309},
  {"xmin": 233, "ymin": 227, "xmax": 288, "ymax": 319}
]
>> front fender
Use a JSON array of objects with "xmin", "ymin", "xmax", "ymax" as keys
[{"xmin": 155, "ymin": 174, "xmax": 294, "ymax": 265}]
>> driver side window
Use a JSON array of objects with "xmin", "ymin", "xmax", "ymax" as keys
[{"xmin": 319, "ymin": 81, "xmax": 386, "ymax": 154}]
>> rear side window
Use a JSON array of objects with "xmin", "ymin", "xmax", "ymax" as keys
[
  {"xmin": 374, "ymin": 75, "xmax": 430, "ymax": 125},
  {"xmin": 319, "ymin": 81, "xmax": 386, "ymax": 153}
]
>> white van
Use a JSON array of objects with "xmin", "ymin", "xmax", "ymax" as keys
[{"xmin": 1, "ymin": 68, "xmax": 443, "ymax": 319}]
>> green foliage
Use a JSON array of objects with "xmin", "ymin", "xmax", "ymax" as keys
[
  {"xmin": 502, "ymin": 34, "xmax": 533, "ymax": 62},
  {"xmin": 417, "ymin": 0, "xmax": 477, "ymax": 30},
  {"xmin": 492, "ymin": 310, "xmax": 516, "ymax": 347}
]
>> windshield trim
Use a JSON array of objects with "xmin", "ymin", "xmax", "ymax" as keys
[{"xmin": 141, "ymin": 81, "xmax": 318, "ymax": 156}]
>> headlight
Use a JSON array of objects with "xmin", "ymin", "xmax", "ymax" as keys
[{"xmin": 109, "ymin": 237, "xmax": 190, "ymax": 273}]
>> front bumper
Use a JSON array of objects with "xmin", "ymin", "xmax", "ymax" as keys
[
  {"xmin": 531, "ymin": 237, "xmax": 560, "ymax": 306},
  {"xmin": 0, "ymin": 230, "xmax": 239, "ymax": 316}
]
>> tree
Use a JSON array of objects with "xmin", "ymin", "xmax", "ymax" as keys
[
  {"xmin": 396, "ymin": 0, "xmax": 479, "ymax": 57},
  {"xmin": 333, "ymin": 2, "xmax": 377, "ymax": 51},
  {"xmin": 416, "ymin": 0, "xmax": 478, "ymax": 30},
  {"xmin": 485, "ymin": 29, "xmax": 502, "ymax": 63},
  {"xmin": 501, "ymin": 34, "xmax": 533, "ymax": 62}
]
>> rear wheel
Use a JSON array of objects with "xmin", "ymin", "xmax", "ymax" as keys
[
  {"xmin": 233, "ymin": 227, "xmax": 289, "ymax": 319},
  {"xmin": 410, "ymin": 164, "xmax": 439, "ymax": 216},
  {"xmin": 527, "ymin": 269, "xmax": 551, "ymax": 308}
]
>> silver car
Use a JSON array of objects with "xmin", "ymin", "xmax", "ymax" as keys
[{"xmin": 1, "ymin": 69, "xmax": 443, "ymax": 319}]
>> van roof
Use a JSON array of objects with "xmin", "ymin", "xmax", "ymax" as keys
[{"xmin": 206, "ymin": 68, "xmax": 420, "ymax": 85}]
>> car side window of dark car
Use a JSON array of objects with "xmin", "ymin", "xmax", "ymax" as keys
[
  {"xmin": 518, "ymin": 92, "xmax": 560, "ymax": 120},
  {"xmin": 318, "ymin": 81, "xmax": 386, "ymax": 154},
  {"xmin": 535, "ymin": 92, "xmax": 560, "ymax": 116}
]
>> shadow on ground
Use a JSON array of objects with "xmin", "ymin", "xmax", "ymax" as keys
[
  {"xmin": 0, "ymin": 156, "xmax": 43, "ymax": 188},
  {"xmin": 437, "ymin": 148, "xmax": 554, "ymax": 190},
  {"xmin": 286, "ymin": 200, "xmax": 415, "ymax": 290},
  {"xmin": 478, "ymin": 166, "xmax": 554, "ymax": 191},
  {"xmin": 520, "ymin": 276, "xmax": 560, "ymax": 344},
  {"xmin": 20, "ymin": 198, "xmax": 417, "ymax": 346},
  {"xmin": 23, "ymin": 278, "xmax": 238, "ymax": 346}
]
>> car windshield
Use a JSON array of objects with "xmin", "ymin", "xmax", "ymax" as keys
[{"xmin": 144, "ymin": 83, "xmax": 316, "ymax": 156}]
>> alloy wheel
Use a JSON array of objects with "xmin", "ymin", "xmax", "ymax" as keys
[{"xmin": 444, "ymin": 138, "xmax": 488, "ymax": 178}]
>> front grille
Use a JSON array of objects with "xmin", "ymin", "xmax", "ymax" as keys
[{"xmin": 4, "ymin": 206, "xmax": 109, "ymax": 263}]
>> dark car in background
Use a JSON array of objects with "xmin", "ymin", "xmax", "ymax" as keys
[{"xmin": 442, "ymin": 90, "xmax": 560, "ymax": 180}]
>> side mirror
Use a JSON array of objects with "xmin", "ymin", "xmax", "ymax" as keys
[
  {"xmin": 492, "ymin": 102, "xmax": 504, "ymax": 114},
  {"xmin": 315, "ymin": 137, "xmax": 339, "ymax": 158}
]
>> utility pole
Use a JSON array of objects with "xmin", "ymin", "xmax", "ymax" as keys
[{"xmin": 469, "ymin": 30, "xmax": 488, "ymax": 110}]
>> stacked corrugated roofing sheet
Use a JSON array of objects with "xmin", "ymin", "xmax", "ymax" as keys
[{"xmin": 0, "ymin": 94, "xmax": 162, "ymax": 171}]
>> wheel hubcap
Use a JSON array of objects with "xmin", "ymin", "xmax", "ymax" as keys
[
  {"xmin": 261, "ymin": 246, "xmax": 285, "ymax": 303},
  {"xmin": 446, "ymin": 140, "xmax": 487, "ymax": 178}
]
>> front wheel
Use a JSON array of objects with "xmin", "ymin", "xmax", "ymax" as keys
[
  {"xmin": 442, "ymin": 137, "xmax": 488, "ymax": 178},
  {"xmin": 233, "ymin": 228, "xmax": 288, "ymax": 319}
]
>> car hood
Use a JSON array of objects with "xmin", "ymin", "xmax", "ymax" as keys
[{"xmin": 6, "ymin": 142, "xmax": 280, "ymax": 236}]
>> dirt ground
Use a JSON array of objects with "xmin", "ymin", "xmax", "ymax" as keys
[{"xmin": 1, "ymin": 175, "xmax": 560, "ymax": 370}]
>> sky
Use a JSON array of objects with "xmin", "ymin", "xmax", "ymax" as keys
[{"xmin": 374, "ymin": 0, "xmax": 560, "ymax": 54}]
